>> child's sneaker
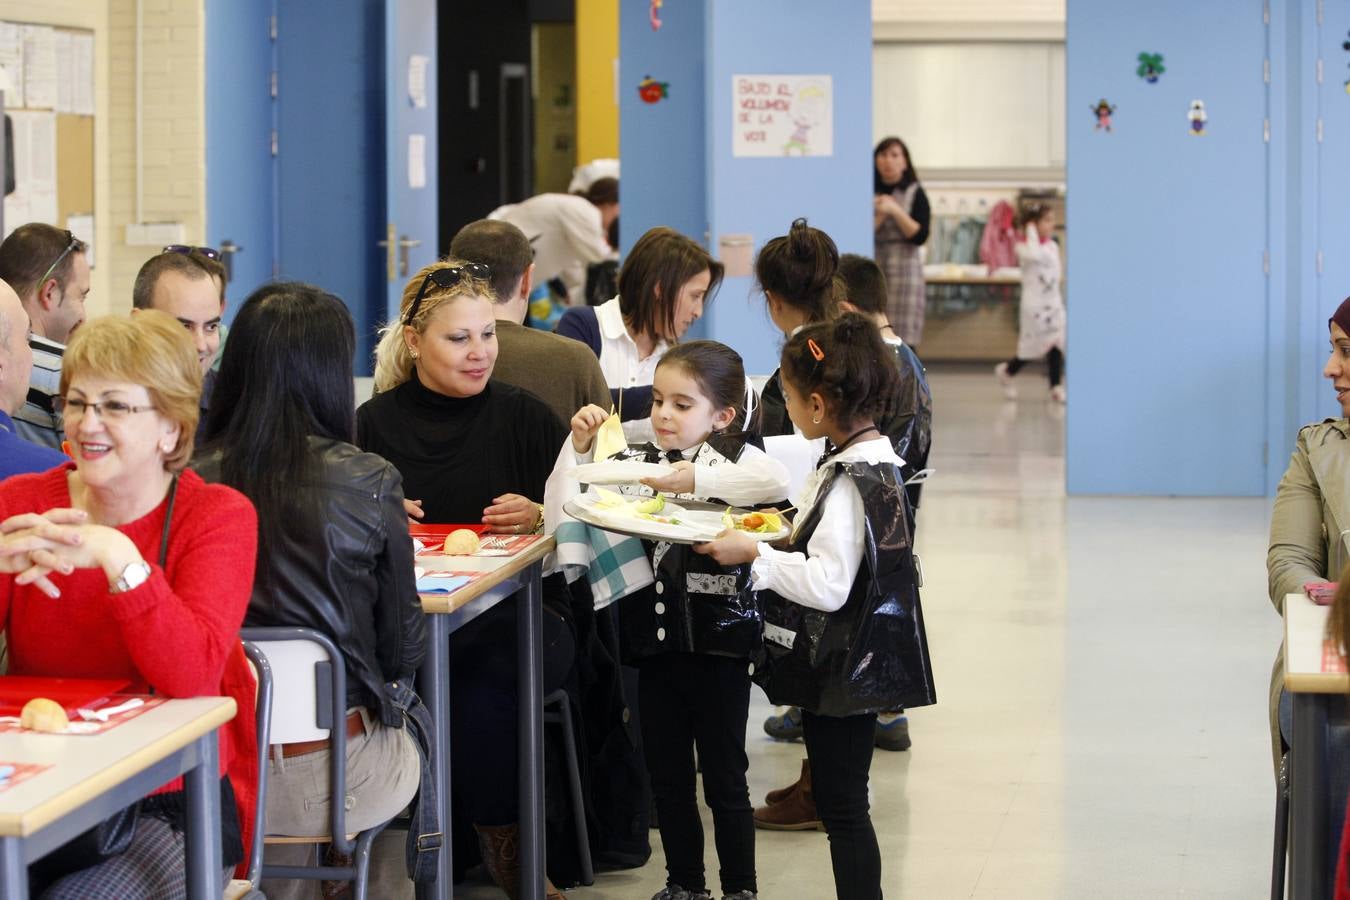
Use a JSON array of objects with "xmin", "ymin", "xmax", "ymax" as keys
[
  {"xmin": 651, "ymin": 886, "xmax": 712, "ymax": 900},
  {"xmin": 762, "ymin": 706, "xmax": 803, "ymax": 741},
  {"xmin": 874, "ymin": 711, "xmax": 911, "ymax": 751},
  {"xmin": 1050, "ymin": 384, "xmax": 1067, "ymax": 404},
  {"xmin": 722, "ymin": 893, "xmax": 758, "ymax": 899},
  {"xmin": 994, "ymin": 362, "xmax": 1017, "ymax": 399}
]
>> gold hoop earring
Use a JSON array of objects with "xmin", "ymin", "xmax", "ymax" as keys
[{"xmin": 812, "ymin": 415, "xmax": 822, "ymax": 425}]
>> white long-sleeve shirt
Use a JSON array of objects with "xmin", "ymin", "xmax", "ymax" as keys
[
  {"xmin": 750, "ymin": 436, "xmax": 902, "ymax": 612},
  {"xmin": 546, "ymin": 436, "xmax": 789, "ymax": 510}
]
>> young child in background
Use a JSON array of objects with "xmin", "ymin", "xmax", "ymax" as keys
[
  {"xmin": 551, "ymin": 340, "xmax": 789, "ymax": 900},
  {"xmin": 995, "ymin": 201, "xmax": 1067, "ymax": 402},
  {"xmin": 697, "ymin": 314, "xmax": 936, "ymax": 900}
]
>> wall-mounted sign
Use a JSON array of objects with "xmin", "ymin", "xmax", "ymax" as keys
[{"xmin": 732, "ymin": 74, "xmax": 833, "ymax": 158}]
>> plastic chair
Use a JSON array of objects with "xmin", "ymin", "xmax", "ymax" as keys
[
  {"xmin": 225, "ymin": 641, "xmax": 274, "ymax": 900},
  {"xmin": 239, "ymin": 626, "xmax": 396, "ymax": 900},
  {"xmin": 544, "ymin": 688, "xmax": 594, "ymax": 886},
  {"xmin": 1272, "ymin": 751, "xmax": 1289, "ymax": 900}
]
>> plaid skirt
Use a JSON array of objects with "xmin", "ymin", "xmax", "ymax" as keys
[{"xmin": 876, "ymin": 240, "xmax": 925, "ymax": 346}]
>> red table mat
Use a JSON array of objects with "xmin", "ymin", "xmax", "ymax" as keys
[{"xmin": 0, "ymin": 676, "xmax": 131, "ymax": 718}]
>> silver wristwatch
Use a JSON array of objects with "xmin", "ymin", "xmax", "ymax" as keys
[{"xmin": 110, "ymin": 560, "xmax": 153, "ymax": 594}]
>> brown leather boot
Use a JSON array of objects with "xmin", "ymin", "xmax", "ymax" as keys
[
  {"xmin": 753, "ymin": 762, "xmax": 823, "ymax": 831},
  {"xmin": 473, "ymin": 823, "xmax": 567, "ymax": 899},
  {"xmin": 764, "ymin": 758, "xmax": 811, "ymax": 806}
]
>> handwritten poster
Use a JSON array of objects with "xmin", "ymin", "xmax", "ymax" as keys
[{"xmin": 732, "ymin": 74, "xmax": 833, "ymax": 158}]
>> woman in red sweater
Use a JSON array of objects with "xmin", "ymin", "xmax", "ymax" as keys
[{"xmin": 0, "ymin": 311, "xmax": 258, "ymax": 898}]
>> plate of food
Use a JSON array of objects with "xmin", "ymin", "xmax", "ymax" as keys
[
  {"xmin": 572, "ymin": 460, "xmax": 675, "ymax": 485},
  {"xmin": 564, "ymin": 489, "xmax": 789, "ymax": 544}
]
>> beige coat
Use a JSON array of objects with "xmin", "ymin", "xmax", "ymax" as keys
[{"xmin": 1267, "ymin": 418, "xmax": 1350, "ymax": 769}]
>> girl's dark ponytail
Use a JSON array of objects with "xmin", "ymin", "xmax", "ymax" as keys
[
  {"xmin": 781, "ymin": 312, "xmax": 899, "ymax": 425},
  {"xmin": 755, "ymin": 218, "xmax": 840, "ymax": 324}
]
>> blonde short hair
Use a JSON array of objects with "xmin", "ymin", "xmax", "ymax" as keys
[
  {"xmin": 60, "ymin": 311, "xmax": 202, "ymax": 471},
  {"xmin": 372, "ymin": 259, "xmax": 495, "ymax": 393}
]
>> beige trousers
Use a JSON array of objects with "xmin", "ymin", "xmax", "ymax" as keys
[{"xmin": 260, "ymin": 713, "xmax": 421, "ymax": 900}]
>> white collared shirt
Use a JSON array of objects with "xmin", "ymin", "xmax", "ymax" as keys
[
  {"xmin": 750, "ymin": 436, "xmax": 902, "ymax": 612},
  {"xmin": 550, "ymin": 439, "xmax": 789, "ymax": 509},
  {"xmin": 594, "ymin": 296, "xmax": 667, "ymax": 443},
  {"xmin": 594, "ymin": 296, "xmax": 667, "ymax": 394}
]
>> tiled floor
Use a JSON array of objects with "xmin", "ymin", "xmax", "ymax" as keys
[{"xmin": 461, "ymin": 365, "xmax": 1281, "ymax": 899}]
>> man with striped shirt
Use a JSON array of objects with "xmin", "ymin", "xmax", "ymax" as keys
[{"xmin": 0, "ymin": 223, "xmax": 90, "ymax": 449}]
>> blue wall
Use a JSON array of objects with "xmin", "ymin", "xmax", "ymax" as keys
[
  {"xmin": 618, "ymin": 0, "xmax": 872, "ymax": 376},
  {"xmin": 1067, "ymin": 0, "xmax": 1350, "ymax": 495},
  {"xmin": 618, "ymin": 0, "xmax": 707, "ymax": 256},
  {"xmin": 704, "ymin": 1, "xmax": 873, "ymax": 376},
  {"xmin": 1066, "ymin": 0, "xmax": 1270, "ymax": 495}
]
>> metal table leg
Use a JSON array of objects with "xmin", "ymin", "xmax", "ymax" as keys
[
  {"xmin": 0, "ymin": 836, "xmax": 26, "ymax": 899},
  {"xmin": 418, "ymin": 613, "xmax": 452, "ymax": 899},
  {"xmin": 1290, "ymin": 692, "xmax": 1330, "ymax": 900},
  {"xmin": 518, "ymin": 561, "xmax": 545, "ymax": 900},
  {"xmin": 183, "ymin": 730, "xmax": 223, "ymax": 898}
]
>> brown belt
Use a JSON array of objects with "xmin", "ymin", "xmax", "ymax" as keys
[{"xmin": 279, "ymin": 709, "xmax": 366, "ymax": 758}]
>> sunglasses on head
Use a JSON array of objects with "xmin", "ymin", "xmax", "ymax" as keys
[
  {"xmin": 403, "ymin": 263, "xmax": 492, "ymax": 325},
  {"xmin": 37, "ymin": 230, "xmax": 79, "ymax": 290},
  {"xmin": 162, "ymin": 244, "xmax": 222, "ymax": 261}
]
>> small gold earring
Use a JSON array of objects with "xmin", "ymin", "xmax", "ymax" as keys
[
  {"xmin": 410, "ymin": 350, "xmax": 420, "ymax": 360},
  {"xmin": 812, "ymin": 415, "xmax": 822, "ymax": 425}
]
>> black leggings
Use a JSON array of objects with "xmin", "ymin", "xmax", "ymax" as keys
[
  {"xmin": 802, "ymin": 710, "xmax": 881, "ymax": 900},
  {"xmin": 1005, "ymin": 346, "xmax": 1064, "ymax": 387},
  {"xmin": 638, "ymin": 653, "xmax": 756, "ymax": 895}
]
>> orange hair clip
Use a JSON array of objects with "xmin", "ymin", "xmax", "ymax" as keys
[{"xmin": 807, "ymin": 338, "xmax": 825, "ymax": 361}]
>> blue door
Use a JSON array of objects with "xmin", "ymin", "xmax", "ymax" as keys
[
  {"xmin": 382, "ymin": 0, "xmax": 439, "ymax": 320},
  {"xmin": 208, "ymin": 0, "xmax": 437, "ymax": 374},
  {"xmin": 204, "ymin": 0, "xmax": 276, "ymax": 318},
  {"xmin": 1066, "ymin": 0, "xmax": 1269, "ymax": 495}
]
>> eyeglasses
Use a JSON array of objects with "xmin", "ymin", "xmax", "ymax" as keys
[
  {"xmin": 36, "ymin": 230, "xmax": 78, "ymax": 290},
  {"xmin": 162, "ymin": 244, "xmax": 221, "ymax": 261},
  {"xmin": 403, "ymin": 263, "xmax": 491, "ymax": 325},
  {"xmin": 54, "ymin": 397, "xmax": 157, "ymax": 422}
]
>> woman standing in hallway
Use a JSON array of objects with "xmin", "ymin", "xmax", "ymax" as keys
[
  {"xmin": 872, "ymin": 136, "xmax": 931, "ymax": 346},
  {"xmin": 1268, "ymin": 295, "xmax": 1350, "ymax": 888},
  {"xmin": 994, "ymin": 202, "xmax": 1067, "ymax": 403}
]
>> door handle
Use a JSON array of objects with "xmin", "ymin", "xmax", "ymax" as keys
[
  {"xmin": 397, "ymin": 236, "xmax": 421, "ymax": 278},
  {"xmin": 376, "ymin": 224, "xmax": 397, "ymax": 282},
  {"xmin": 218, "ymin": 240, "xmax": 242, "ymax": 283}
]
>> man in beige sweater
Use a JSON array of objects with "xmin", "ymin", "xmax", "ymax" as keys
[{"xmin": 450, "ymin": 219, "xmax": 611, "ymax": 426}]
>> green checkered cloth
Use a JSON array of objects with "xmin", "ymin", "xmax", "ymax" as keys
[{"xmin": 554, "ymin": 520, "xmax": 654, "ymax": 610}]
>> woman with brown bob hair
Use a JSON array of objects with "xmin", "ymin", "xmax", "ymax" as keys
[
  {"xmin": 556, "ymin": 226, "xmax": 724, "ymax": 441},
  {"xmin": 0, "ymin": 311, "xmax": 259, "ymax": 896}
]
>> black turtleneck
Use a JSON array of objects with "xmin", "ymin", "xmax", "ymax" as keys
[{"xmin": 356, "ymin": 373, "xmax": 568, "ymax": 525}]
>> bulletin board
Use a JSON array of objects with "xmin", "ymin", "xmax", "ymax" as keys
[{"xmin": 0, "ymin": 20, "xmax": 95, "ymax": 248}]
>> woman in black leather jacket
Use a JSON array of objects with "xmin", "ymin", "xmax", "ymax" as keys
[{"xmin": 195, "ymin": 283, "xmax": 426, "ymax": 900}]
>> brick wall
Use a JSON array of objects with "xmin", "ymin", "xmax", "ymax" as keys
[{"xmin": 106, "ymin": 0, "xmax": 205, "ymax": 315}]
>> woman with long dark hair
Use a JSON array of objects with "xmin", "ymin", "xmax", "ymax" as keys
[
  {"xmin": 872, "ymin": 136, "xmax": 931, "ymax": 346},
  {"xmin": 195, "ymin": 283, "xmax": 426, "ymax": 899}
]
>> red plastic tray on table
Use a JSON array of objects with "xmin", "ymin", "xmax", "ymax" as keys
[{"xmin": 0, "ymin": 676, "xmax": 132, "ymax": 717}]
